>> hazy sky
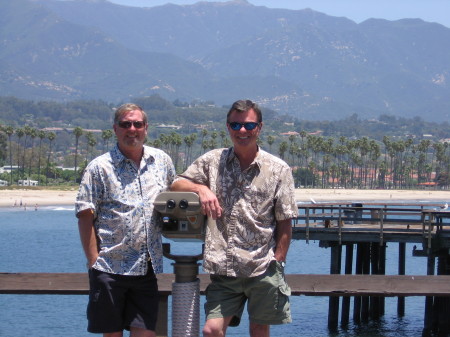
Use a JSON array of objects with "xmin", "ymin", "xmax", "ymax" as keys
[{"xmin": 108, "ymin": 0, "xmax": 450, "ymax": 28}]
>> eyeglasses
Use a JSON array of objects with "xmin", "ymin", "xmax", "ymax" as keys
[
  {"xmin": 117, "ymin": 121, "xmax": 146, "ymax": 129},
  {"xmin": 228, "ymin": 122, "xmax": 260, "ymax": 131}
]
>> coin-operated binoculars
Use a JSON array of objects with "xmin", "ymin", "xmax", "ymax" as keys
[
  {"xmin": 154, "ymin": 191, "xmax": 206, "ymax": 241},
  {"xmin": 154, "ymin": 191, "xmax": 206, "ymax": 337}
]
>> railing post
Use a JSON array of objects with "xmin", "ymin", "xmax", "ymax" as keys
[{"xmin": 156, "ymin": 295, "xmax": 169, "ymax": 337}]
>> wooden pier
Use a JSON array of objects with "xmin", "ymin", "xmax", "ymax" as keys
[
  {"xmin": 294, "ymin": 201, "xmax": 450, "ymax": 336},
  {"xmin": 2, "ymin": 272, "xmax": 450, "ymax": 337}
]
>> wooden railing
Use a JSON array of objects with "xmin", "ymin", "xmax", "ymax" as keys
[
  {"xmin": 2, "ymin": 272, "xmax": 450, "ymax": 336},
  {"xmin": 294, "ymin": 203, "xmax": 450, "ymax": 248}
]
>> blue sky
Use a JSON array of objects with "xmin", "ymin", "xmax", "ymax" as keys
[{"xmin": 108, "ymin": 0, "xmax": 450, "ymax": 28}]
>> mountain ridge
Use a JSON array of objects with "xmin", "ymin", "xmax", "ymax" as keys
[{"xmin": 1, "ymin": 0, "xmax": 449, "ymax": 122}]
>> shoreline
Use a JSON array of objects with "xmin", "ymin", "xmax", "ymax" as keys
[{"xmin": 1, "ymin": 188, "xmax": 449, "ymax": 208}]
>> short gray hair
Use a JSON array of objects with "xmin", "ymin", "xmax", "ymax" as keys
[{"xmin": 114, "ymin": 103, "xmax": 148, "ymax": 124}]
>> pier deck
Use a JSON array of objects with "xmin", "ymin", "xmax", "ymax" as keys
[{"xmin": 294, "ymin": 202, "xmax": 450, "ymax": 249}]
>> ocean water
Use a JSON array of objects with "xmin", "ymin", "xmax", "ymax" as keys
[{"xmin": 0, "ymin": 206, "xmax": 429, "ymax": 337}]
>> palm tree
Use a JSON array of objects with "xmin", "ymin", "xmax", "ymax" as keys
[
  {"xmin": 15, "ymin": 128, "xmax": 24, "ymax": 179},
  {"xmin": 278, "ymin": 141, "xmax": 288, "ymax": 160},
  {"xmin": 28, "ymin": 128, "xmax": 37, "ymax": 177},
  {"xmin": 267, "ymin": 135, "xmax": 275, "ymax": 153},
  {"xmin": 368, "ymin": 140, "xmax": 381, "ymax": 189},
  {"xmin": 183, "ymin": 133, "xmax": 197, "ymax": 170},
  {"xmin": 170, "ymin": 132, "xmax": 182, "ymax": 169},
  {"xmin": 219, "ymin": 130, "xmax": 227, "ymax": 148},
  {"xmin": 208, "ymin": 138, "xmax": 217, "ymax": 150},
  {"xmin": 73, "ymin": 127, "xmax": 83, "ymax": 182},
  {"xmin": 37, "ymin": 130, "xmax": 46, "ymax": 185},
  {"xmin": 101, "ymin": 129, "xmax": 114, "ymax": 152},
  {"xmin": 22, "ymin": 126, "xmax": 32, "ymax": 178},
  {"xmin": 417, "ymin": 139, "xmax": 431, "ymax": 184},
  {"xmin": 200, "ymin": 129, "xmax": 208, "ymax": 154},
  {"xmin": 4, "ymin": 126, "xmax": 14, "ymax": 185},
  {"xmin": 86, "ymin": 132, "xmax": 97, "ymax": 162},
  {"xmin": 45, "ymin": 132, "xmax": 56, "ymax": 185},
  {"xmin": 202, "ymin": 139, "xmax": 209, "ymax": 154}
]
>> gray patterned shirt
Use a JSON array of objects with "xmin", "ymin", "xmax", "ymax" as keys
[
  {"xmin": 176, "ymin": 147, "xmax": 298, "ymax": 277},
  {"xmin": 75, "ymin": 144, "xmax": 175, "ymax": 275}
]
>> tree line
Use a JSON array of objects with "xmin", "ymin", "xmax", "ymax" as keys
[{"xmin": 1, "ymin": 122, "xmax": 450, "ymax": 190}]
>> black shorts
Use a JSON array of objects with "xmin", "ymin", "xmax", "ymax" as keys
[{"xmin": 87, "ymin": 265, "xmax": 159, "ymax": 333}]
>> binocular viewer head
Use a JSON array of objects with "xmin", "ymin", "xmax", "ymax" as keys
[{"xmin": 154, "ymin": 191, "xmax": 206, "ymax": 241}]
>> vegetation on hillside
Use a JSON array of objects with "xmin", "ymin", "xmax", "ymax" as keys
[{"xmin": 1, "ymin": 95, "xmax": 450, "ymax": 189}]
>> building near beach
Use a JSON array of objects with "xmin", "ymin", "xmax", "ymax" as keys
[
  {"xmin": 0, "ymin": 166, "xmax": 19, "ymax": 174},
  {"xmin": 17, "ymin": 179, "xmax": 38, "ymax": 186}
]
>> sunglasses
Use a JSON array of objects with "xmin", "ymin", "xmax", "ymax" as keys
[
  {"xmin": 228, "ymin": 122, "xmax": 260, "ymax": 131},
  {"xmin": 117, "ymin": 121, "xmax": 146, "ymax": 129}
]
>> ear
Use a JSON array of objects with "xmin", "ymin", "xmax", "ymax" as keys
[{"xmin": 257, "ymin": 122, "xmax": 263, "ymax": 133}]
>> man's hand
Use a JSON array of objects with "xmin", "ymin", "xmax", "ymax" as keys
[{"xmin": 197, "ymin": 185, "xmax": 222, "ymax": 219}]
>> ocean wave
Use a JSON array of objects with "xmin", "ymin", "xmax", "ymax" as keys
[{"xmin": 39, "ymin": 205, "xmax": 75, "ymax": 211}]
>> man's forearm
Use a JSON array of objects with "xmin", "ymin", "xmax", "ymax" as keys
[
  {"xmin": 170, "ymin": 177, "xmax": 203, "ymax": 193},
  {"xmin": 275, "ymin": 219, "xmax": 292, "ymax": 262},
  {"xmin": 170, "ymin": 178, "xmax": 223, "ymax": 219},
  {"xmin": 78, "ymin": 209, "xmax": 98, "ymax": 268}
]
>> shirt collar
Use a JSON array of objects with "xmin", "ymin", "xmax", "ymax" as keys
[
  {"xmin": 111, "ymin": 143, "xmax": 155, "ymax": 167},
  {"xmin": 226, "ymin": 146, "xmax": 262, "ymax": 170}
]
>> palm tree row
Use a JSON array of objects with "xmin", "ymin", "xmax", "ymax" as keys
[
  {"xmin": 1, "ymin": 125, "xmax": 57, "ymax": 185},
  {"xmin": 279, "ymin": 133, "xmax": 450, "ymax": 189},
  {"xmin": 0, "ymin": 125, "xmax": 115, "ymax": 185},
  {"xmin": 1, "ymin": 124, "xmax": 449, "ymax": 189}
]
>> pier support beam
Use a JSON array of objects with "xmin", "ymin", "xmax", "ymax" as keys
[
  {"xmin": 435, "ymin": 253, "xmax": 450, "ymax": 336},
  {"xmin": 398, "ymin": 242, "xmax": 406, "ymax": 316},
  {"xmin": 341, "ymin": 243, "xmax": 353, "ymax": 327},
  {"xmin": 328, "ymin": 244, "xmax": 342, "ymax": 331},
  {"xmin": 361, "ymin": 242, "xmax": 370, "ymax": 323},
  {"xmin": 423, "ymin": 255, "xmax": 435, "ymax": 337},
  {"xmin": 353, "ymin": 243, "xmax": 363, "ymax": 324}
]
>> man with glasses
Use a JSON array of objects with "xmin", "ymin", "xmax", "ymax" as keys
[
  {"xmin": 170, "ymin": 99, "xmax": 298, "ymax": 337},
  {"xmin": 76, "ymin": 103, "xmax": 175, "ymax": 337}
]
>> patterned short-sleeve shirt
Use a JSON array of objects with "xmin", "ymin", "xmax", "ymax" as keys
[
  {"xmin": 75, "ymin": 144, "xmax": 175, "ymax": 276},
  {"xmin": 176, "ymin": 147, "xmax": 298, "ymax": 278}
]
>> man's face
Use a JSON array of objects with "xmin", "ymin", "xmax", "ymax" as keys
[
  {"xmin": 113, "ymin": 109, "xmax": 148, "ymax": 151},
  {"xmin": 227, "ymin": 108, "xmax": 262, "ymax": 150}
]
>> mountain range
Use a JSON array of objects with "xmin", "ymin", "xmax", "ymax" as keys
[{"xmin": 1, "ymin": 0, "xmax": 449, "ymax": 121}]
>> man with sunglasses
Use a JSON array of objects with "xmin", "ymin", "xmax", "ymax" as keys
[
  {"xmin": 171, "ymin": 99, "xmax": 298, "ymax": 337},
  {"xmin": 76, "ymin": 103, "xmax": 175, "ymax": 337}
]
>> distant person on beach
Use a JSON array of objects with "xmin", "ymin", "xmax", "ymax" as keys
[
  {"xmin": 75, "ymin": 103, "xmax": 175, "ymax": 337},
  {"xmin": 170, "ymin": 99, "xmax": 298, "ymax": 337}
]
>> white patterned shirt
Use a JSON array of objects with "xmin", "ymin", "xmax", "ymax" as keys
[
  {"xmin": 176, "ymin": 147, "xmax": 298, "ymax": 277},
  {"xmin": 75, "ymin": 144, "xmax": 175, "ymax": 275}
]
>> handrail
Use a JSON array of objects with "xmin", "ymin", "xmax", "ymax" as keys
[{"xmin": 294, "ymin": 203, "xmax": 450, "ymax": 249}]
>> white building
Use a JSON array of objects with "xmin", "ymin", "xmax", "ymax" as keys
[
  {"xmin": 18, "ymin": 179, "xmax": 39, "ymax": 186},
  {"xmin": 0, "ymin": 166, "xmax": 19, "ymax": 174}
]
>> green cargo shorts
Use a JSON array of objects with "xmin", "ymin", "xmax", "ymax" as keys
[{"xmin": 204, "ymin": 260, "xmax": 292, "ymax": 326}]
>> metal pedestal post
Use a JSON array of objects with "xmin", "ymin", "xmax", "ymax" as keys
[{"xmin": 163, "ymin": 243, "xmax": 203, "ymax": 337}]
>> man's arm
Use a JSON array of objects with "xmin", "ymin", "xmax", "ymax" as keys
[
  {"xmin": 274, "ymin": 218, "xmax": 292, "ymax": 263},
  {"xmin": 170, "ymin": 178, "xmax": 222, "ymax": 219},
  {"xmin": 77, "ymin": 209, "xmax": 99, "ymax": 269}
]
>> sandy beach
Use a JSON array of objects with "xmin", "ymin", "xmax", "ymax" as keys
[{"xmin": 1, "ymin": 188, "xmax": 450, "ymax": 208}]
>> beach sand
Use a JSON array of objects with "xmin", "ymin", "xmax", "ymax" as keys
[
  {"xmin": 1, "ymin": 188, "xmax": 450, "ymax": 207},
  {"xmin": 0, "ymin": 189, "xmax": 78, "ymax": 208}
]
